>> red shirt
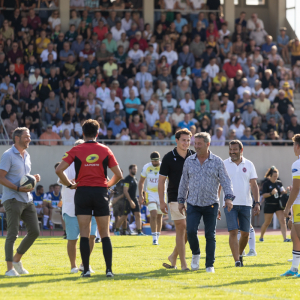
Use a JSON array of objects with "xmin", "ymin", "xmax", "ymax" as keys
[
  {"xmin": 63, "ymin": 141, "xmax": 118, "ymax": 187},
  {"xmin": 27, "ymin": 16, "xmax": 41, "ymax": 30},
  {"xmin": 222, "ymin": 62, "xmax": 242, "ymax": 78},
  {"xmin": 93, "ymin": 26, "xmax": 108, "ymax": 41},
  {"xmin": 129, "ymin": 38, "xmax": 148, "ymax": 52}
]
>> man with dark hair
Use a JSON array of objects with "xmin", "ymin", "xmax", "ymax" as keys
[
  {"xmin": 115, "ymin": 165, "xmax": 144, "ymax": 236},
  {"xmin": 223, "ymin": 140, "xmax": 260, "ymax": 267},
  {"xmin": 0, "ymin": 127, "xmax": 41, "ymax": 276},
  {"xmin": 158, "ymin": 128, "xmax": 195, "ymax": 270},
  {"xmin": 56, "ymin": 119, "xmax": 123, "ymax": 277}
]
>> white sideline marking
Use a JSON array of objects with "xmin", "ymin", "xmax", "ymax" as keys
[{"xmin": 119, "ymin": 273, "xmax": 289, "ymax": 300}]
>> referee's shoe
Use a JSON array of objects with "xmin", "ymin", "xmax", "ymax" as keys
[{"xmin": 80, "ymin": 271, "xmax": 91, "ymax": 277}]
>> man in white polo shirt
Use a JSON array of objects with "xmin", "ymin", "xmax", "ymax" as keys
[
  {"xmin": 59, "ymin": 139, "xmax": 98, "ymax": 273},
  {"xmin": 179, "ymin": 92, "xmax": 195, "ymax": 115},
  {"xmin": 223, "ymin": 140, "xmax": 260, "ymax": 267}
]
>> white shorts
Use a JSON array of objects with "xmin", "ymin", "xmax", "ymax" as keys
[
  {"xmin": 146, "ymin": 192, "xmax": 159, "ymax": 205},
  {"xmin": 148, "ymin": 202, "xmax": 162, "ymax": 214},
  {"xmin": 36, "ymin": 207, "xmax": 43, "ymax": 215},
  {"xmin": 169, "ymin": 202, "xmax": 186, "ymax": 221}
]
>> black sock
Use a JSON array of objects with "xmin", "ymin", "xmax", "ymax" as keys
[
  {"xmin": 80, "ymin": 237, "xmax": 90, "ymax": 273},
  {"xmin": 137, "ymin": 229, "xmax": 141, "ymax": 234},
  {"xmin": 102, "ymin": 237, "xmax": 112, "ymax": 272}
]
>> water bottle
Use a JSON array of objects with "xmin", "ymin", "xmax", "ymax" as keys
[{"xmin": 274, "ymin": 191, "xmax": 279, "ymax": 198}]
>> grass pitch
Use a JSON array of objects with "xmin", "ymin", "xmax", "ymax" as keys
[{"xmin": 0, "ymin": 234, "xmax": 298, "ymax": 300}]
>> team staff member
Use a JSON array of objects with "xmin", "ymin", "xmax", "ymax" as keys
[
  {"xmin": 139, "ymin": 152, "xmax": 163, "ymax": 245},
  {"xmin": 56, "ymin": 119, "xmax": 123, "ymax": 278},
  {"xmin": 115, "ymin": 165, "xmax": 145, "ymax": 236},
  {"xmin": 223, "ymin": 140, "xmax": 260, "ymax": 267},
  {"xmin": 282, "ymin": 134, "xmax": 300, "ymax": 277},
  {"xmin": 178, "ymin": 132, "xmax": 234, "ymax": 273},
  {"xmin": 56, "ymin": 141, "xmax": 98, "ymax": 274},
  {"xmin": 158, "ymin": 128, "xmax": 195, "ymax": 271},
  {"xmin": 260, "ymin": 167, "xmax": 290, "ymax": 242},
  {"xmin": 0, "ymin": 127, "xmax": 41, "ymax": 277}
]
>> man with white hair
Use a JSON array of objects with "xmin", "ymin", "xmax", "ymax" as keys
[
  {"xmin": 237, "ymin": 78, "xmax": 251, "ymax": 98},
  {"xmin": 254, "ymin": 91, "xmax": 271, "ymax": 118},
  {"xmin": 211, "ymin": 128, "xmax": 225, "ymax": 146},
  {"xmin": 123, "ymin": 78, "xmax": 139, "ymax": 98},
  {"xmin": 247, "ymin": 13, "xmax": 264, "ymax": 31},
  {"xmin": 135, "ymin": 65, "xmax": 152, "ymax": 90}
]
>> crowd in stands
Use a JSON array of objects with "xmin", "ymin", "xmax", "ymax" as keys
[{"xmin": 0, "ymin": 0, "xmax": 299, "ymax": 146}]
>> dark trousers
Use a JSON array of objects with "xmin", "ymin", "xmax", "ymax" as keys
[{"xmin": 186, "ymin": 202, "xmax": 219, "ymax": 268}]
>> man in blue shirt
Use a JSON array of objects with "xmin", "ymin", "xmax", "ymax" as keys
[
  {"xmin": 261, "ymin": 35, "xmax": 276, "ymax": 54},
  {"xmin": 174, "ymin": 13, "xmax": 188, "ymax": 34},
  {"xmin": 178, "ymin": 114, "xmax": 194, "ymax": 130},
  {"xmin": 108, "ymin": 115, "xmax": 127, "ymax": 136},
  {"xmin": 240, "ymin": 127, "xmax": 256, "ymax": 146},
  {"xmin": 0, "ymin": 127, "xmax": 41, "ymax": 276}
]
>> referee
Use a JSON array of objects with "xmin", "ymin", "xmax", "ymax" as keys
[
  {"xmin": 0, "ymin": 127, "xmax": 41, "ymax": 276},
  {"xmin": 56, "ymin": 119, "xmax": 123, "ymax": 277},
  {"xmin": 158, "ymin": 128, "xmax": 195, "ymax": 270}
]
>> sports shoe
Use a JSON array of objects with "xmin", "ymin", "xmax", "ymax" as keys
[
  {"xmin": 206, "ymin": 267, "xmax": 215, "ymax": 273},
  {"xmin": 13, "ymin": 261, "xmax": 29, "ymax": 274},
  {"xmin": 284, "ymin": 239, "xmax": 292, "ymax": 242},
  {"xmin": 280, "ymin": 269, "xmax": 298, "ymax": 277},
  {"xmin": 294, "ymin": 273, "xmax": 300, "ymax": 278},
  {"xmin": 137, "ymin": 232, "xmax": 146, "ymax": 236},
  {"xmin": 71, "ymin": 268, "xmax": 79, "ymax": 273},
  {"xmin": 152, "ymin": 240, "xmax": 158, "ymax": 245},
  {"xmin": 95, "ymin": 238, "xmax": 101, "ymax": 243},
  {"xmin": 246, "ymin": 249, "xmax": 257, "ymax": 257},
  {"xmin": 5, "ymin": 268, "xmax": 20, "ymax": 276},
  {"xmin": 106, "ymin": 269, "xmax": 114, "ymax": 277},
  {"xmin": 259, "ymin": 238, "xmax": 264, "ymax": 242},
  {"xmin": 114, "ymin": 231, "xmax": 120, "ymax": 236},
  {"xmin": 288, "ymin": 259, "xmax": 293, "ymax": 262},
  {"xmin": 79, "ymin": 264, "xmax": 95, "ymax": 273},
  {"xmin": 191, "ymin": 254, "xmax": 200, "ymax": 271},
  {"xmin": 43, "ymin": 225, "xmax": 49, "ymax": 230},
  {"xmin": 239, "ymin": 255, "xmax": 244, "ymax": 267},
  {"xmin": 80, "ymin": 271, "xmax": 91, "ymax": 277},
  {"xmin": 242, "ymin": 250, "xmax": 246, "ymax": 256},
  {"xmin": 235, "ymin": 261, "xmax": 242, "ymax": 267}
]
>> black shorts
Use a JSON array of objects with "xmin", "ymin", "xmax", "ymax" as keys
[
  {"xmin": 113, "ymin": 199, "xmax": 124, "ymax": 217},
  {"xmin": 264, "ymin": 202, "xmax": 283, "ymax": 214},
  {"xmin": 122, "ymin": 198, "xmax": 140, "ymax": 216},
  {"xmin": 75, "ymin": 186, "xmax": 110, "ymax": 217}
]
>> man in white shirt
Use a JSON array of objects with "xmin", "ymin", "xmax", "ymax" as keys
[
  {"xmin": 163, "ymin": 0, "xmax": 176, "ymax": 9},
  {"xmin": 144, "ymin": 105, "xmax": 160, "ymax": 130},
  {"xmin": 123, "ymin": 79, "xmax": 139, "ymax": 98},
  {"xmin": 205, "ymin": 57, "xmax": 219, "ymax": 79},
  {"xmin": 135, "ymin": 65, "xmax": 153, "ymax": 90},
  {"xmin": 160, "ymin": 43, "xmax": 178, "ymax": 66},
  {"xmin": 40, "ymin": 43, "xmax": 57, "ymax": 62},
  {"xmin": 128, "ymin": 43, "xmax": 144, "ymax": 67},
  {"xmin": 221, "ymin": 93, "xmax": 234, "ymax": 116},
  {"xmin": 247, "ymin": 13, "xmax": 264, "ymax": 31},
  {"xmin": 121, "ymin": 11, "xmax": 133, "ymax": 31},
  {"xmin": 211, "ymin": 127, "xmax": 225, "ymax": 146},
  {"xmin": 102, "ymin": 90, "xmax": 123, "ymax": 122},
  {"xmin": 59, "ymin": 140, "xmax": 97, "ymax": 273},
  {"xmin": 179, "ymin": 92, "xmax": 195, "ymax": 114},
  {"xmin": 162, "ymin": 92, "xmax": 177, "ymax": 114},
  {"xmin": 214, "ymin": 102, "xmax": 230, "ymax": 125},
  {"xmin": 111, "ymin": 21, "xmax": 125, "ymax": 42},
  {"xmin": 223, "ymin": 140, "xmax": 260, "ymax": 267},
  {"xmin": 237, "ymin": 78, "xmax": 252, "ymax": 99}
]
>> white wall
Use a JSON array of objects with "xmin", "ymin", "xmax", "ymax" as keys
[{"xmin": 0, "ymin": 145, "xmax": 295, "ymax": 228}]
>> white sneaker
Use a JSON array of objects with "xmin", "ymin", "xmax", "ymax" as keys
[
  {"xmin": 5, "ymin": 268, "xmax": 20, "ymax": 276},
  {"xmin": 13, "ymin": 261, "xmax": 29, "ymax": 274},
  {"xmin": 206, "ymin": 267, "xmax": 215, "ymax": 273},
  {"xmin": 246, "ymin": 249, "xmax": 257, "ymax": 257},
  {"xmin": 191, "ymin": 254, "xmax": 200, "ymax": 271},
  {"xmin": 79, "ymin": 264, "xmax": 95, "ymax": 273},
  {"xmin": 242, "ymin": 250, "xmax": 246, "ymax": 256},
  {"xmin": 71, "ymin": 267, "xmax": 79, "ymax": 273},
  {"xmin": 152, "ymin": 240, "xmax": 158, "ymax": 245}
]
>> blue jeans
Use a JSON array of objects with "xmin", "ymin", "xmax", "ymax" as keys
[
  {"xmin": 45, "ymin": 112, "xmax": 62, "ymax": 124},
  {"xmin": 186, "ymin": 202, "xmax": 219, "ymax": 268},
  {"xmin": 224, "ymin": 205, "xmax": 251, "ymax": 232}
]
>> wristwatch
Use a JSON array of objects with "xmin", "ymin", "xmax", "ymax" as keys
[
  {"xmin": 67, "ymin": 184, "xmax": 72, "ymax": 189},
  {"xmin": 255, "ymin": 202, "xmax": 261, "ymax": 207}
]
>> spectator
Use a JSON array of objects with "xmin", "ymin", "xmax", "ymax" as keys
[
  {"xmin": 266, "ymin": 104, "xmax": 283, "ymax": 125},
  {"xmin": 153, "ymin": 113, "xmax": 172, "ymax": 138},
  {"xmin": 7, "ymin": 41, "xmax": 23, "ymax": 64},
  {"xmin": 242, "ymin": 104, "xmax": 258, "ymax": 127},
  {"xmin": 36, "ymin": 76, "xmax": 51, "ymax": 103},
  {"xmin": 277, "ymin": 27, "xmax": 290, "ymax": 64},
  {"xmin": 179, "ymin": 92, "xmax": 195, "ymax": 115},
  {"xmin": 60, "ymin": 114, "xmax": 74, "ymax": 137},
  {"xmin": 108, "ymin": 115, "xmax": 127, "ymax": 136},
  {"xmin": 205, "ymin": 57, "xmax": 219, "ymax": 80},
  {"xmin": 25, "ymin": 89, "xmax": 41, "ymax": 112},
  {"xmin": 129, "ymin": 114, "xmax": 145, "ymax": 137},
  {"xmin": 124, "ymin": 89, "xmax": 141, "ymax": 117},
  {"xmin": 44, "ymin": 90, "xmax": 61, "ymax": 124},
  {"xmin": 140, "ymin": 80, "xmax": 154, "ymax": 103},
  {"xmin": 61, "ymin": 128, "xmax": 76, "ymax": 145},
  {"xmin": 229, "ymin": 116, "xmax": 245, "ymax": 139},
  {"xmin": 123, "ymin": 78, "xmax": 139, "ymax": 98},
  {"xmin": 223, "ymin": 55, "xmax": 242, "ymax": 78},
  {"xmin": 39, "ymin": 124, "xmax": 61, "ymax": 146},
  {"xmin": 174, "ymin": 13, "xmax": 188, "ymax": 34},
  {"xmin": 287, "ymin": 115, "xmax": 300, "ymax": 135},
  {"xmin": 178, "ymin": 113, "xmax": 194, "ymax": 130},
  {"xmin": 289, "ymin": 38, "xmax": 300, "ymax": 66},
  {"xmin": 135, "ymin": 65, "xmax": 152, "ymax": 90},
  {"xmin": 3, "ymin": 112, "xmax": 18, "ymax": 138},
  {"xmin": 102, "ymin": 90, "xmax": 123, "ymax": 123},
  {"xmin": 251, "ymin": 79, "xmax": 263, "ymax": 100},
  {"xmin": 247, "ymin": 13, "xmax": 264, "ymax": 31},
  {"xmin": 59, "ymin": 42, "xmax": 74, "ymax": 66},
  {"xmin": 214, "ymin": 102, "xmax": 230, "ymax": 125},
  {"xmin": 254, "ymin": 92, "xmax": 270, "ymax": 119},
  {"xmin": 79, "ymin": 77, "xmax": 96, "ymax": 104},
  {"xmin": 0, "ymin": 20, "xmax": 14, "ymax": 41},
  {"xmin": 240, "ymin": 127, "xmax": 256, "ymax": 146},
  {"xmin": 211, "ymin": 127, "xmax": 225, "ymax": 146},
  {"xmin": 274, "ymin": 89, "xmax": 292, "ymax": 115},
  {"xmin": 110, "ymin": 102, "xmax": 126, "ymax": 123}
]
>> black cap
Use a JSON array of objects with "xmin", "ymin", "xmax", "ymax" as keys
[{"xmin": 150, "ymin": 152, "xmax": 160, "ymax": 161}]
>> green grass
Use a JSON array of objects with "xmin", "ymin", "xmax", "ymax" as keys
[{"xmin": 0, "ymin": 234, "xmax": 299, "ymax": 300}]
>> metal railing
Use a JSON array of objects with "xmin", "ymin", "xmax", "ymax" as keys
[{"xmin": 0, "ymin": 139, "xmax": 293, "ymax": 146}]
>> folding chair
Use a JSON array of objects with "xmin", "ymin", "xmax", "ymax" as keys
[{"xmin": 50, "ymin": 208, "xmax": 62, "ymax": 236}]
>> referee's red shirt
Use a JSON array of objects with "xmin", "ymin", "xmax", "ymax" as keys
[{"xmin": 62, "ymin": 141, "xmax": 118, "ymax": 187}]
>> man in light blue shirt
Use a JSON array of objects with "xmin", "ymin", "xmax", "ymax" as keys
[
  {"xmin": 108, "ymin": 115, "xmax": 127, "ymax": 136},
  {"xmin": 0, "ymin": 127, "xmax": 41, "ymax": 276},
  {"xmin": 124, "ymin": 89, "xmax": 141, "ymax": 115},
  {"xmin": 135, "ymin": 65, "xmax": 153, "ymax": 90},
  {"xmin": 174, "ymin": 13, "xmax": 188, "ymax": 33}
]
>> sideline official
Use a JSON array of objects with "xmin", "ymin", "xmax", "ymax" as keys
[
  {"xmin": 178, "ymin": 132, "xmax": 235, "ymax": 273},
  {"xmin": 0, "ymin": 127, "xmax": 41, "ymax": 276},
  {"xmin": 56, "ymin": 119, "xmax": 123, "ymax": 277}
]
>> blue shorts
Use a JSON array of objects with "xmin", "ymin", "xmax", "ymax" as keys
[
  {"xmin": 224, "ymin": 205, "xmax": 251, "ymax": 232},
  {"xmin": 63, "ymin": 214, "xmax": 97, "ymax": 240}
]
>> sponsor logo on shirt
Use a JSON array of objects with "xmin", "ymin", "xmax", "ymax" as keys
[
  {"xmin": 62, "ymin": 153, "xmax": 68, "ymax": 159},
  {"xmin": 86, "ymin": 154, "xmax": 99, "ymax": 163},
  {"xmin": 243, "ymin": 167, "xmax": 247, "ymax": 173},
  {"xmin": 292, "ymin": 169, "xmax": 298, "ymax": 173}
]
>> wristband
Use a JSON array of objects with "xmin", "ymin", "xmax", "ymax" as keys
[
  {"xmin": 225, "ymin": 194, "xmax": 235, "ymax": 201},
  {"xmin": 255, "ymin": 202, "xmax": 261, "ymax": 207},
  {"xmin": 67, "ymin": 184, "xmax": 72, "ymax": 189},
  {"xmin": 178, "ymin": 198, "xmax": 185, "ymax": 204}
]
